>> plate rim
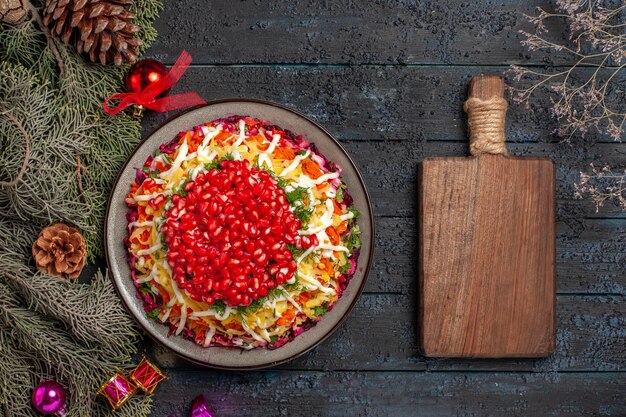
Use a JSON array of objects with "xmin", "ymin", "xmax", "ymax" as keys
[{"xmin": 104, "ymin": 98, "xmax": 375, "ymax": 370}]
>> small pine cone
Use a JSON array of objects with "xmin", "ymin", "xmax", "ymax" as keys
[
  {"xmin": 43, "ymin": 0, "xmax": 143, "ymax": 65},
  {"xmin": 0, "ymin": 0, "xmax": 28, "ymax": 25},
  {"xmin": 32, "ymin": 223, "xmax": 87, "ymax": 280}
]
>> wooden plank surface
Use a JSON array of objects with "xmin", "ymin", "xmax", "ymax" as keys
[
  {"xmin": 137, "ymin": 1, "xmax": 626, "ymax": 415},
  {"xmin": 144, "ymin": 66, "xmax": 622, "ymax": 144},
  {"xmin": 151, "ymin": 371, "xmax": 626, "ymax": 417},
  {"xmin": 371, "ymin": 217, "xmax": 625, "ymax": 295},
  {"xmin": 148, "ymin": 0, "xmax": 572, "ymax": 66},
  {"xmin": 419, "ymin": 154, "xmax": 556, "ymax": 357},
  {"xmin": 150, "ymin": 294, "xmax": 626, "ymax": 372}
]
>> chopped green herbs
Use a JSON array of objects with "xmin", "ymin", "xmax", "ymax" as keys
[
  {"xmin": 146, "ymin": 308, "xmax": 161, "ymax": 319},
  {"xmin": 270, "ymin": 335, "xmax": 279, "ymax": 343},
  {"xmin": 313, "ymin": 304, "xmax": 328, "ymax": 316},
  {"xmin": 204, "ymin": 153, "xmax": 235, "ymax": 172},
  {"xmin": 237, "ymin": 287, "xmax": 285, "ymax": 317},
  {"xmin": 336, "ymin": 183, "xmax": 347, "ymax": 203},
  {"xmin": 265, "ymin": 169, "xmax": 289, "ymax": 188},
  {"xmin": 211, "ymin": 300, "xmax": 227, "ymax": 315},
  {"xmin": 348, "ymin": 207, "xmax": 361, "ymax": 219},
  {"xmin": 204, "ymin": 159, "xmax": 221, "ymax": 171},
  {"xmin": 283, "ymin": 276, "xmax": 302, "ymax": 292},
  {"xmin": 285, "ymin": 186, "xmax": 308, "ymax": 204},
  {"xmin": 140, "ymin": 282, "xmax": 152, "ymax": 294},
  {"xmin": 345, "ymin": 225, "xmax": 362, "ymax": 251},
  {"xmin": 172, "ymin": 177, "xmax": 191, "ymax": 196},
  {"xmin": 293, "ymin": 205, "xmax": 313, "ymax": 224},
  {"xmin": 286, "ymin": 244, "xmax": 305, "ymax": 259},
  {"xmin": 336, "ymin": 187, "xmax": 344, "ymax": 203},
  {"xmin": 237, "ymin": 298, "xmax": 264, "ymax": 317},
  {"xmin": 339, "ymin": 261, "xmax": 351, "ymax": 274}
]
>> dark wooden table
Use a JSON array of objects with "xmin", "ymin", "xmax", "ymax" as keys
[{"xmin": 138, "ymin": 1, "xmax": 626, "ymax": 415}]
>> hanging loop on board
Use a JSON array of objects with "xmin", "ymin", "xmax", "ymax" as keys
[{"xmin": 464, "ymin": 75, "xmax": 508, "ymax": 156}]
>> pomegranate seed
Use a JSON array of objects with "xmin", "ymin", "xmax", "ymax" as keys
[{"xmin": 162, "ymin": 160, "xmax": 302, "ymax": 307}]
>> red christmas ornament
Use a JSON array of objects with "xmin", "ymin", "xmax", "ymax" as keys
[
  {"xmin": 125, "ymin": 59, "xmax": 169, "ymax": 116},
  {"xmin": 128, "ymin": 356, "xmax": 167, "ymax": 394},
  {"xmin": 104, "ymin": 50, "xmax": 206, "ymax": 117},
  {"xmin": 97, "ymin": 372, "xmax": 136, "ymax": 411}
]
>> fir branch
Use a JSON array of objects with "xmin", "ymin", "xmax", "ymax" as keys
[
  {"xmin": 26, "ymin": 0, "xmax": 66, "ymax": 79},
  {"xmin": 0, "ymin": 1, "xmax": 163, "ymax": 416},
  {"xmin": 0, "ymin": 277, "xmax": 143, "ymax": 416},
  {"xmin": 0, "ymin": 218, "xmax": 39, "ymax": 257},
  {"xmin": 75, "ymin": 153, "xmax": 86, "ymax": 203},
  {"xmin": 0, "ymin": 335, "xmax": 33, "ymax": 417},
  {"xmin": 1, "ymin": 251, "xmax": 138, "ymax": 348}
]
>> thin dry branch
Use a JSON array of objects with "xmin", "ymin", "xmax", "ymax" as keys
[
  {"xmin": 510, "ymin": 0, "xmax": 625, "ymax": 212},
  {"xmin": 510, "ymin": 0, "xmax": 626, "ymax": 143},
  {"xmin": 26, "ymin": 0, "xmax": 66, "ymax": 79},
  {"xmin": 76, "ymin": 153, "xmax": 86, "ymax": 203},
  {"xmin": 0, "ymin": 110, "xmax": 31, "ymax": 189}
]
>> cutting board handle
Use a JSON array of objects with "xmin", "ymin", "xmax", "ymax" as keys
[{"xmin": 464, "ymin": 76, "xmax": 508, "ymax": 156}]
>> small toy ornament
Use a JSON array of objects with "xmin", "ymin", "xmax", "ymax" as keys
[
  {"xmin": 190, "ymin": 395, "xmax": 214, "ymax": 417},
  {"xmin": 104, "ymin": 50, "xmax": 206, "ymax": 117},
  {"xmin": 128, "ymin": 356, "xmax": 167, "ymax": 394},
  {"xmin": 168, "ymin": 395, "xmax": 214, "ymax": 417},
  {"xmin": 98, "ymin": 372, "xmax": 136, "ymax": 411},
  {"xmin": 125, "ymin": 59, "xmax": 169, "ymax": 117},
  {"xmin": 31, "ymin": 380, "xmax": 67, "ymax": 416}
]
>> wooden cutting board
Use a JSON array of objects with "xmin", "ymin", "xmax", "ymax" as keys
[{"xmin": 418, "ymin": 75, "xmax": 556, "ymax": 358}]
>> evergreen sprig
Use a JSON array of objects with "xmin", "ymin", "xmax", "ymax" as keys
[{"xmin": 0, "ymin": 1, "xmax": 163, "ymax": 415}]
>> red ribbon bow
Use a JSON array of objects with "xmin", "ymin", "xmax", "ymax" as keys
[{"xmin": 104, "ymin": 50, "xmax": 206, "ymax": 115}]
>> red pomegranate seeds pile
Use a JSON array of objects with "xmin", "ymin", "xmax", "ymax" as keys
[{"xmin": 161, "ymin": 159, "xmax": 314, "ymax": 307}]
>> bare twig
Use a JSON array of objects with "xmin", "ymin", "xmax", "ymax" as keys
[
  {"xmin": 575, "ymin": 163, "xmax": 626, "ymax": 211},
  {"xmin": 26, "ymin": 0, "xmax": 65, "ymax": 79},
  {"xmin": 511, "ymin": 0, "xmax": 626, "ymax": 212},
  {"xmin": 75, "ymin": 152, "xmax": 86, "ymax": 203},
  {"xmin": 510, "ymin": 0, "xmax": 626, "ymax": 143},
  {"xmin": 0, "ymin": 111, "xmax": 31, "ymax": 189}
]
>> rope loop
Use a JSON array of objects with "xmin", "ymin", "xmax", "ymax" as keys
[{"xmin": 463, "ymin": 97, "xmax": 508, "ymax": 156}]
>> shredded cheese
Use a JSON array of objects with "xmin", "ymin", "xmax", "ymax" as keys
[
  {"xmin": 127, "ymin": 118, "xmax": 361, "ymax": 349},
  {"xmin": 159, "ymin": 140, "xmax": 188, "ymax": 179}
]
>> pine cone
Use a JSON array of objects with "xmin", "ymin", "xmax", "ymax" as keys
[
  {"xmin": 42, "ymin": 0, "xmax": 142, "ymax": 66},
  {"xmin": 32, "ymin": 223, "xmax": 87, "ymax": 280},
  {"xmin": 0, "ymin": 0, "xmax": 28, "ymax": 25}
]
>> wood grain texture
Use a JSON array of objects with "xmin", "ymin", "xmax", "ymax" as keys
[
  {"xmin": 149, "ymin": 0, "xmax": 572, "ymax": 66},
  {"xmin": 134, "ymin": 1, "xmax": 626, "ymax": 414},
  {"xmin": 150, "ymin": 294, "xmax": 625, "ymax": 372},
  {"xmin": 419, "ymin": 154, "xmax": 556, "ymax": 357},
  {"xmin": 142, "ymin": 66, "xmax": 623, "ymax": 144},
  {"xmin": 150, "ymin": 370, "xmax": 626, "ymax": 417},
  {"xmin": 418, "ymin": 76, "xmax": 557, "ymax": 358}
]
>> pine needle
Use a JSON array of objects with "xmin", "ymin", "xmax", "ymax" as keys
[{"xmin": 0, "ymin": 0, "xmax": 163, "ymax": 415}]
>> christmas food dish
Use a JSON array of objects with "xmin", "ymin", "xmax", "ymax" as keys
[{"xmin": 125, "ymin": 116, "xmax": 362, "ymax": 349}]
